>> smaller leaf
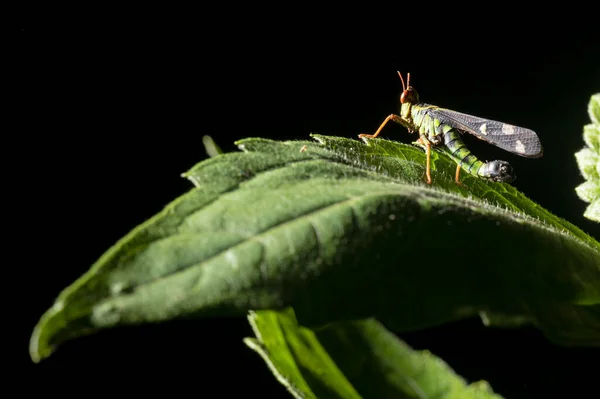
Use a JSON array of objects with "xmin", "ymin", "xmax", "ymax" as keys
[
  {"xmin": 589, "ymin": 93, "xmax": 600, "ymax": 125},
  {"xmin": 575, "ymin": 94, "xmax": 600, "ymax": 222},
  {"xmin": 583, "ymin": 124, "xmax": 600, "ymax": 152},
  {"xmin": 245, "ymin": 309, "xmax": 361, "ymax": 399},
  {"xmin": 576, "ymin": 180, "xmax": 600, "ymax": 204},
  {"xmin": 246, "ymin": 309, "xmax": 505, "ymax": 399},
  {"xmin": 575, "ymin": 148, "xmax": 599, "ymax": 180},
  {"xmin": 585, "ymin": 202, "xmax": 600, "ymax": 224}
]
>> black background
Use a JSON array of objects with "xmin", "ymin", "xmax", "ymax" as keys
[{"xmin": 18, "ymin": 14, "xmax": 600, "ymax": 399}]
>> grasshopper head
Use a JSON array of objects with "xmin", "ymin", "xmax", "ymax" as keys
[
  {"xmin": 398, "ymin": 72, "xmax": 419, "ymax": 104},
  {"xmin": 401, "ymin": 87, "xmax": 419, "ymax": 104}
]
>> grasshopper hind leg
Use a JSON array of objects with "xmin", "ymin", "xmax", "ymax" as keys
[
  {"xmin": 455, "ymin": 164, "xmax": 463, "ymax": 185},
  {"xmin": 416, "ymin": 136, "xmax": 432, "ymax": 184}
]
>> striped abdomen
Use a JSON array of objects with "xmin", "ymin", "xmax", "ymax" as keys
[
  {"xmin": 412, "ymin": 105, "xmax": 515, "ymax": 183},
  {"xmin": 442, "ymin": 129, "xmax": 515, "ymax": 182}
]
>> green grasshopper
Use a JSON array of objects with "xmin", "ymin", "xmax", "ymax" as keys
[{"xmin": 359, "ymin": 72, "xmax": 543, "ymax": 184}]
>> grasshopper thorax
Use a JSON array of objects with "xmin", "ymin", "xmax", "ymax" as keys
[{"xmin": 398, "ymin": 71, "xmax": 419, "ymax": 104}]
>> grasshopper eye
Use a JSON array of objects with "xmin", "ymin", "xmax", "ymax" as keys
[{"xmin": 400, "ymin": 87, "xmax": 419, "ymax": 104}]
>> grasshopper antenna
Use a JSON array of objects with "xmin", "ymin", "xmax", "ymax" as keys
[{"xmin": 397, "ymin": 71, "xmax": 406, "ymax": 92}]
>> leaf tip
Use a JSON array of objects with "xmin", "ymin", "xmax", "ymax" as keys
[
  {"xmin": 588, "ymin": 93, "xmax": 600, "ymax": 125},
  {"xmin": 180, "ymin": 171, "xmax": 201, "ymax": 187},
  {"xmin": 29, "ymin": 325, "xmax": 50, "ymax": 363},
  {"xmin": 242, "ymin": 337, "xmax": 261, "ymax": 352},
  {"xmin": 29, "ymin": 304, "xmax": 63, "ymax": 363},
  {"xmin": 583, "ymin": 200, "xmax": 600, "ymax": 222}
]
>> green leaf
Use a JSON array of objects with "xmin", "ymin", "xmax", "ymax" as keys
[
  {"xmin": 576, "ymin": 94, "xmax": 600, "ymax": 222},
  {"xmin": 589, "ymin": 93, "xmax": 600, "ymax": 125},
  {"xmin": 30, "ymin": 134, "xmax": 600, "ymax": 364},
  {"xmin": 245, "ymin": 309, "xmax": 505, "ymax": 399}
]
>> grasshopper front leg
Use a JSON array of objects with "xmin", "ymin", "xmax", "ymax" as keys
[{"xmin": 358, "ymin": 114, "xmax": 412, "ymax": 139}]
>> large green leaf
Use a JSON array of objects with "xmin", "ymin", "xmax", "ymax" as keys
[
  {"xmin": 245, "ymin": 309, "xmax": 504, "ymax": 399},
  {"xmin": 30, "ymin": 132, "xmax": 600, "ymax": 364},
  {"xmin": 575, "ymin": 93, "xmax": 600, "ymax": 222}
]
